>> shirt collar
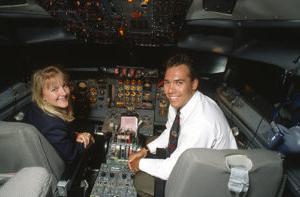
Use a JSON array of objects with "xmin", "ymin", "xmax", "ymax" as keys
[{"xmin": 170, "ymin": 90, "xmax": 200, "ymax": 121}]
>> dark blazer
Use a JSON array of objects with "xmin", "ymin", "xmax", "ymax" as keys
[{"xmin": 24, "ymin": 102, "xmax": 84, "ymax": 164}]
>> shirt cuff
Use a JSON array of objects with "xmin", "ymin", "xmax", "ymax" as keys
[
  {"xmin": 147, "ymin": 142, "xmax": 156, "ymax": 154},
  {"xmin": 139, "ymin": 158, "xmax": 169, "ymax": 180},
  {"xmin": 139, "ymin": 158, "xmax": 152, "ymax": 174}
]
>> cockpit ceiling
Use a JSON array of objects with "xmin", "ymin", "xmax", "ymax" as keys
[
  {"xmin": 33, "ymin": 0, "xmax": 193, "ymax": 47},
  {"xmin": 2, "ymin": 0, "xmax": 300, "ymax": 47}
]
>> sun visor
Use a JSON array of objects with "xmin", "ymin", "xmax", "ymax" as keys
[
  {"xmin": 178, "ymin": 34, "xmax": 233, "ymax": 55},
  {"xmin": 179, "ymin": 51, "xmax": 228, "ymax": 75}
]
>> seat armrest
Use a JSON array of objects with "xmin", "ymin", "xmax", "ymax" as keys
[
  {"xmin": 57, "ymin": 150, "xmax": 88, "ymax": 196},
  {"xmin": 0, "ymin": 167, "xmax": 52, "ymax": 197},
  {"xmin": 0, "ymin": 173, "xmax": 15, "ymax": 185}
]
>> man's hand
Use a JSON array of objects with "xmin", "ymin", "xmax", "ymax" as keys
[
  {"xmin": 128, "ymin": 155, "xmax": 141, "ymax": 173},
  {"xmin": 128, "ymin": 148, "xmax": 148, "ymax": 173},
  {"xmin": 76, "ymin": 132, "xmax": 95, "ymax": 148}
]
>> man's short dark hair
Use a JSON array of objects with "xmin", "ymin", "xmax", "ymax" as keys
[{"xmin": 165, "ymin": 54, "xmax": 197, "ymax": 80}]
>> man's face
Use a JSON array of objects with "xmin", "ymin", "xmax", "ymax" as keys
[{"xmin": 164, "ymin": 64, "xmax": 198, "ymax": 110}]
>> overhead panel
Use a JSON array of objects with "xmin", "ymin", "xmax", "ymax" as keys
[{"xmin": 37, "ymin": 0, "xmax": 192, "ymax": 46}]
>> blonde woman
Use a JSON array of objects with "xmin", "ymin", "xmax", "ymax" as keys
[{"xmin": 24, "ymin": 65, "xmax": 95, "ymax": 164}]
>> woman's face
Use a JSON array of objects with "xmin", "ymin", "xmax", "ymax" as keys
[{"xmin": 42, "ymin": 74, "xmax": 70, "ymax": 109}]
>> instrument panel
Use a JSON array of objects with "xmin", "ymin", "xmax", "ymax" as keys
[{"xmin": 70, "ymin": 66, "xmax": 168, "ymax": 136}]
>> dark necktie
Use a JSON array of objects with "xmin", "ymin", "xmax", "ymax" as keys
[{"xmin": 167, "ymin": 110, "xmax": 180, "ymax": 156}]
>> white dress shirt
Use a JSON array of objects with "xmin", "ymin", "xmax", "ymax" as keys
[{"xmin": 139, "ymin": 91, "xmax": 237, "ymax": 180}]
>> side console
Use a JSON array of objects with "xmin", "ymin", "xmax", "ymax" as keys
[{"xmin": 216, "ymin": 85, "xmax": 272, "ymax": 148}]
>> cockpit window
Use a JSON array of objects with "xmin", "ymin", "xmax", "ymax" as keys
[
  {"xmin": 203, "ymin": 0, "xmax": 237, "ymax": 14},
  {"xmin": 0, "ymin": 0, "xmax": 27, "ymax": 6}
]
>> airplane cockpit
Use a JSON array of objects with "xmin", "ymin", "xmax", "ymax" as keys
[{"xmin": 1, "ymin": 0, "xmax": 300, "ymax": 196}]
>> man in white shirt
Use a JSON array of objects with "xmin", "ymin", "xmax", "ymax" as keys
[{"xmin": 128, "ymin": 54, "xmax": 237, "ymax": 196}]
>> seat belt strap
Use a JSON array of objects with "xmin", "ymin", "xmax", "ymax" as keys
[{"xmin": 228, "ymin": 167, "xmax": 249, "ymax": 196}]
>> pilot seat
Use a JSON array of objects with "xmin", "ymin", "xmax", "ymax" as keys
[
  {"xmin": 0, "ymin": 167, "xmax": 52, "ymax": 197},
  {"xmin": 0, "ymin": 121, "xmax": 86, "ymax": 196},
  {"xmin": 164, "ymin": 148, "xmax": 285, "ymax": 197}
]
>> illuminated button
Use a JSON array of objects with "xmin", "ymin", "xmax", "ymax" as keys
[
  {"xmin": 118, "ymin": 27, "xmax": 125, "ymax": 37},
  {"xmin": 125, "ymin": 91, "xmax": 130, "ymax": 97},
  {"xmin": 124, "ymin": 85, "xmax": 130, "ymax": 91},
  {"xmin": 131, "ymin": 79, "xmax": 136, "ymax": 85},
  {"xmin": 129, "ymin": 68, "xmax": 135, "ymax": 78},
  {"xmin": 118, "ymin": 92, "xmax": 124, "ymax": 98},
  {"xmin": 89, "ymin": 96, "xmax": 97, "ymax": 103},
  {"xmin": 137, "ymin": 85, "xmax": 143, "ymax": 91},
  {"xmin": 143, "ymin": 92, "xmax": 151, "ymax": 100},
  {"xmin": 89, "ymin": 87, "xmax": 97, "ymax": 95},
  {"xmin": 130, "ymin": 91, "xmax": 136, "ymax": 97},
  {"xmin": 144, "ymin": 82, "xmax": 151, "ymax": 88},
  {"xmin": 116, "ymin": 101, "xmax": 124, "ymax": 107},
  {"xmin": 130, "ymin": 86, "xmax": 136, "ymax": 91},
  {"xmin": 122, "ymin": 68, "xmax": 127, "ymax": 78},
  {"xmin": 125, "ymin": 79, "xmax": 130, "ymax": 85},
  {"xmin": 136, "ymin": 97, "xmax": 142, "ymax": 102},
  {"xmin": 114, "ymin": 68, "xmax": 119, "ymax": 76},
  {"xmin": 137, "ymin": 79, "xmax": 143, "ymax": 85},
  {"xmin": 131, "ymin": 97, "xmax": 136, "ymax": 102},
  {"xmin": 78, "ymin": 81, "xmax": 87, "ymax": 89},
  {"xmin": 118, "ymin": 86, "xmax": 124, "ymax": 91},
  {"xmin": 131, "ymin": 10, "xmax": 142, "ymax": 19}
]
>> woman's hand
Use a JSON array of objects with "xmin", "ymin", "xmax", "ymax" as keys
[{"xmin": 76, "ymin": 132, "xmax": 95, "ymax": 148}]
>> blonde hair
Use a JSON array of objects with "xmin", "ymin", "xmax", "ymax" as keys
[{"xmin": 31, "ymin": 65, "xmax": 74, "ymax": 122}]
